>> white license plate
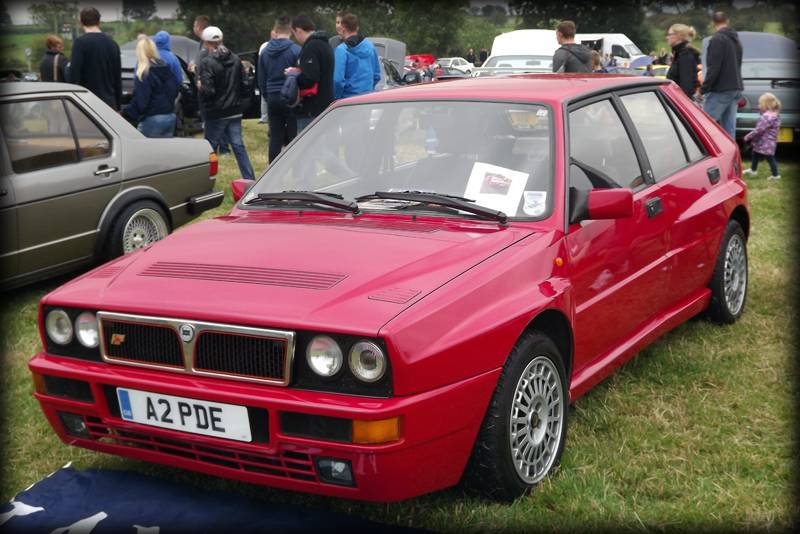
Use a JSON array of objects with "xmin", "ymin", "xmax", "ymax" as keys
[{"xmin": 116, "ymin": 388, "xmax": 252, "ymax": 442}]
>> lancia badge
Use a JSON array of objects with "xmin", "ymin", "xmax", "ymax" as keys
[
  {"xmin": 179, "ymin": 324, "xmax": 195, "ymax": 343},
  {"xmin": 110, "ymin": 333, "xmax": 125, "ymax": 346}
]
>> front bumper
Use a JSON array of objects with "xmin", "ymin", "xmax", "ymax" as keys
[{"xmin": 29, "ymin": 353, "xmax": 498, "ymax": 502}]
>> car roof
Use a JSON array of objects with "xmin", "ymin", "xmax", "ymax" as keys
[
  {"xmin": 0, "ymin": 82, "xmax": 87, "ymax": 97},
  {"xmin": 341, "ymin": 74, "xmax": 667, "ymax": 106}
]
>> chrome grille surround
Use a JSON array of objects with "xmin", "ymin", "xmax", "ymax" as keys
[{"xmin": 97, "ymin": 311, "xmax": 295, "ymax": 386}]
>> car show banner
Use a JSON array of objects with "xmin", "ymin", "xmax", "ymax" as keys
[{"xmin": 0, "ymin": 466, "xmax": 424, "ymax": 533}]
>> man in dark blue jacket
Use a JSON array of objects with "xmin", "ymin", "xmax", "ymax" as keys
[
  {"xmin": 701, "ymin": 11, "xmax": 743, "ymax": 139},
  {"xmin": 258, "ymin": 16, "xmax": 301, "ymax": 162},
  {"xmin": 290, "ymin": 15, "xmax": 335, "ymax": 132}
]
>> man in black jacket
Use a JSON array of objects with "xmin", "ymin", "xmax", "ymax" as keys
[
  {"xmin": 198, "ymin": 26, "xmax": 255, "ymax": 179},
  {"xmin": 701, "ymin": 11, "xmax": 743, "ymax": 139},
  {"xmin": 68, "ymin": 7, "xmax": 121, "ymax": 109},
  {"xmin": 290, "ymin": 15, "xmax": 334, "ymax": 132}
]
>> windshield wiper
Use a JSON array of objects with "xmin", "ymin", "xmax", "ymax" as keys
[
  {"xmin": 245, "ymin": 190, "xmax": 360, "ymax": 214},
  {"xmin": 355, "ymin": 190, "xmax": 508, "ymax": 224}
]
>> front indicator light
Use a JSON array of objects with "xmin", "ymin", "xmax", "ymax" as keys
[
  {"xmin": 32, "ymin": 372, "xmax": 46, "ymax": 394},
  {"xmin": 352, "ymin": 417, "xmax": 401, "ymax": 444},
  {"xmin": 46, "ymin": 309, "xmax": 73, "ymax": 345},
  {"xmin": 75, "ymin": 312, "xmax": 99, "ymax": 348},
  {"xmin": 348, "ymin": 341, "xmax": 386, "ymax": 382}
]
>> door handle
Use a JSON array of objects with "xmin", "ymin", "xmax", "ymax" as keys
[
  {"xmin": 707, "ymin": 166, "xmax": 720, "ymax": 185},
  {"xmin": 645, "ymin": 197, "xmax": 663, "ymax": 218},
  {"xmin": 94, "ymin": 165, "xmax": 119, "ymax": 177}
]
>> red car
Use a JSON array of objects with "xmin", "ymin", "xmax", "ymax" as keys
[{"xmin": 29, "ymin": 74, "xmax": 749, "ymax": 502}]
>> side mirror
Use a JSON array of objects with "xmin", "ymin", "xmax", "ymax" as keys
[
  {"xmin": 403, "ymin": 72, "xmax": 420, "ymax": 84},
  {"xmin": 231, "ymin": 178, "xmax": 254, "ymax": 202},
  {"xmin": 569, "ymin": 188, "xmax": 633, "ymax": 224}
]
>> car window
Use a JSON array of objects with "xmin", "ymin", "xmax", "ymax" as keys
[
  {"xmin": 63, "ymin": 100, "xmax": 111, "ymax": 160},
  {"xmin": 569, "ymin": 99, "xmax": 643, "ymax": 191},
  {"xmin": 0, "ymin": 99, "xmax": 78, "ymax": 173},
  {"xmin": 484, "ymin": 55, "xmax": 553, "ymax": 69},
  {"xmin": 665, "ymin": 103, "xmax": 705, "ymax": 162},
  {"xmin": 612, "ymin": 45, "xmax": 629, "ymax": 58},
  {"xmin": 620, "ymin": 91, "xmax": 688, "ymax": 181}
]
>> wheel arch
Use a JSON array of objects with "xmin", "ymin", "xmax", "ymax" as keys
[
  {"xmin": 729, "ymin": 204, "xmax": 750, "ymax": 239},
  {"xmin": 523, "ymin": 308, "xmax": 574, "ymax": 383},
  {"xmin": 95, "ymin": 186, "xmax": 173, "ymax": 257}
]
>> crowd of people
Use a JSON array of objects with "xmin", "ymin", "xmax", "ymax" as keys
[{"xmin": 41, "ymin": 7, "xmax": 782, "ymax": 181}]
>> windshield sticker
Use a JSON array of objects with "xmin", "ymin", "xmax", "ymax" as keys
[
  {"xmin": 536, "ymin": 109, "xmax": 548, "ymax": 117},
  {"xmin": 463, "ymin": 162, "xmax": 528, "ymax": 215},
  {"xmin": 523, "ymin": 191, "xmax": 547, "ymax": 217}
]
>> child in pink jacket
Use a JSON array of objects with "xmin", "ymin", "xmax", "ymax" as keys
[{"xmin": 742, "ymin": 92, "xmax": 782, "ymax": 180}]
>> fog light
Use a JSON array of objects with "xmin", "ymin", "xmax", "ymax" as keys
[
  {"xmin": 57, "ymin": 411, "xmax": 90, "ymax": 438},
  {"xmin": 315, "ymin": 457, "xmax": 355, "ymax": 487}
]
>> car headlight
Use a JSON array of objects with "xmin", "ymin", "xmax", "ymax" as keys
[
  {"xmin": 45, "ymin": 309, "xmax": 73, "ymax": 345},
  {"xmin": 349, "ymin": 341, "xmax": 386, "ymax": 383},
  {"xmin": 306, "ymin": 335, "xmax": 343, "ymax": 377},
  {"xmin": 75, "ymin": 312, "xmax": 99, "ymax": 348}
]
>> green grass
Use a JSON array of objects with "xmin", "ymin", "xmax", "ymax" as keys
[{"xmin": 1, "ymin": 123, "xmax": 797, "ymax": 531}]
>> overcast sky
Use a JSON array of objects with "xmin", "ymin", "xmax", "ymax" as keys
[{"xmin": 6, "ymin": 1, "xmax": 180, "ymax": 25}]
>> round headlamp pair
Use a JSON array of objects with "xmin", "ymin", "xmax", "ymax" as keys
[
  {"xmin": 305, "ymin": 336, "xmax": 386, "ymax": 382},
  {"xmin": 45, "ymin": 309, "xmax": 99, "ymax": 348}
]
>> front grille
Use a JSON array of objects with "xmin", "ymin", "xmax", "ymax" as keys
[
  {"xmin": 102, "ymin": 320, "xmax": 183, "ymax": 367},
  {"xmin": 195, "ymin": 332, "xmax": 286, "ymax": 380},
  {"xmin": 98, "ymin": 312, "xmax": 295, "ymax": 386},
  {"xmin": 85, "ymin": 419, "xmax": 318, "ymax": 482}
]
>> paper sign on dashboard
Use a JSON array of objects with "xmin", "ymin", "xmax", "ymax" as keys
[{"xmin": 463, "ymin": 162, "xmax": 528, "ymax": 215}]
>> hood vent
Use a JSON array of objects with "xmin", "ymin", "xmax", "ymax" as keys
[
  {"xmin": 368, "ymin": 287, "xmax": 421, "ymax": 304},
  {"xmin": 139, "ymin": 262, "xmax": 346, "ymax": 290},
  {"xmin": 88, "ymin": 265, "xmax": 124, "ymax": 279}
]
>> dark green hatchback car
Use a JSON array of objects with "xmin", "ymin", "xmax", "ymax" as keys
[{"xmin": 0, "ymin": 83, "xmax": 223, "ymax": 290}]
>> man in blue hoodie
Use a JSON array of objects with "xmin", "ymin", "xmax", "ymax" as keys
[
  {"xmin": 332, "ymin": 13, "xmax": 380, "ymax": 100},
  {"xmin": 258, "ymin": 16, "xmax": 301, "ymax": 162},
  {"xmin": 152, "ymin": 31, "xmax": 183, "ymax": 85}
]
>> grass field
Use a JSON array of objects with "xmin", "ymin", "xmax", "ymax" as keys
[{"xmin": 1, "ymin": 121, "xmax": 797, "ymax": 531}]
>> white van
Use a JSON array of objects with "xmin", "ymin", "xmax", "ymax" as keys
[
  {"xmin": 475, "ymin": 29, "xmax": 558, "ymax": 76},
  {"xmin": 576, "ymin": 33, "xmax": 645, "ymax": 68}
]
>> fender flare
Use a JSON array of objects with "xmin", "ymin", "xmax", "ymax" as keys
[{"xmin": 95, "ymin": 186, "xmax": 173, "ymax": 257}]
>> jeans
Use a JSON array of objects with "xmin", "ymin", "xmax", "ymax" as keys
[
  {"xmin": 751, "ymin": 152, "xmax": 779, "ymax": 176},
  {"xmin": 703, "ymin": 89, "xmax": 740, "ymax": 139},
  {"xmin": 296, "ymin": 116, "xmax": 313, "ymax": 133},
  {"xmin": 266, "ymin": 93, "xmax": 297, "ymax": 162},
  {"xmin": 204, "ymin": 117, "xmax": 255, "ymax": 180},
  {"xmin": 138, "ymin": 113, "xmax": 176, "ymax": 138}
]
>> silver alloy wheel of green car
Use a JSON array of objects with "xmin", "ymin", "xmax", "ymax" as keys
[
  {"xmin": 122, "ymin": 208, "xmax": 169, "ymax": 254},
  {"xmin": 509, "ymin": 355, "xmax": 565, "ymax": 484},
  {"xmin": 723, "ymin": 232, "xmax": 747, "ymax": 317}
]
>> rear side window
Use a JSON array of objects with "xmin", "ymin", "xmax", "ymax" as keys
[
  {"xmin": 0, "ymin": 99, "xmax": 78, "ymax": 173},
  {"xmin": 64, "ymin": 100, "xmax": 111, "ymax": 160},
  {"xmin": 620, "ymin": 91, "xmax": 687, "ymax": 181},
  {"xmin": 665, "ymin": 104, "xmax": 705, "ymax": 163},
  {"xmin": 569, "ymin": 99, "xmax": 643, "ymax": 191}
]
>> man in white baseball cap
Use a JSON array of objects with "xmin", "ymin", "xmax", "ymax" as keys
[{"xmin": 196, "ymin": 24, "xmax": 254, "ymax": 180}]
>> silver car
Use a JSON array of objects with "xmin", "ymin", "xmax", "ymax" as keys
[{"xmin": 0, "ymin": 82, "xmax": 223, "ymax": 290}]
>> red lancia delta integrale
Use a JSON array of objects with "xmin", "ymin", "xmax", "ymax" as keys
[{"xmin": 29, "ymin": 75, "xmax": 749, "ymax": 502}]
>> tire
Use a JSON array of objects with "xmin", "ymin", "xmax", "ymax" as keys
[
  {"xmin": 108, "ymin": 201, "xmax": 170, "ymax": 258},
  {"xmin": 707, "ymin": 219, "xmax": 748, "ymax": 323},
  {"xmin": 463, "ymin": 331, "xmax": 569, "ymax": 501}
]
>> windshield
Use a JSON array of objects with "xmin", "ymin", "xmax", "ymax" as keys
[
  {"xmin": 624, "ymin": 43, "xmax": 642, "ymax": 56},
  {"xmin": 438, "ymin": 58, "xmax": 453, "ymax": 66},
  {"xmin": 484, "ymin": 55, "xmax": 553, "ymax": 69},
  {"xmin": 246, "ymin": 101, "xmax": 553, "ymax": 219}
]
